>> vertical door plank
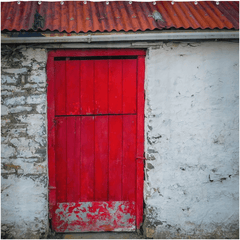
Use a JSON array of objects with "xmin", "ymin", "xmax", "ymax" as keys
[
  {"xmin": 95, "ymin": 60, "xmax": 108, "ymax": 114},
  {"xmin": 81, "ymin": 60, "xmax": 94, "ymax": 115},
  {"xmin": 47, "ymin": 56, "xmax": 56, "ymax": 218},
  {"xmin": 122, "ymin": 115, "xmax": 136, "ymax": 201},
  {"xmin": 109, "ymin": 115, "xmax": 123, "ymax": 201},
  {"xmin": 123, "ymin": 59, "xmax": 137, "ymax": 114},
  {"xmin": 55, "ymin": 61, "xmax": 66, "ymax": 115},
  {"xmin": 136, "ymin": 56, "xmax": 145, "ymax": 229},
  {"xmin": 95, "ymin": 116, "xmax": 108, "ymax": 201},
  {"xmin": 66, "ymin": 60, "xmax": 80, "ymax": 115},
  {"xmin": 75, "ymin": 117, "xmax": 81, "ymax": 202},
  {"xmin": 55, "ymin": 117, "xmax": 67, "ymax": 202},
  {"xmin": 109, "ymin": 60, "xmax": 122, "ymax": 114},
  {"xmin": 66, "ymin": 117, "xmax": 77, "ymax": 202},
  {"xmin": 81, "ymin": 116, "xmax": 95, "ymax": 201}
]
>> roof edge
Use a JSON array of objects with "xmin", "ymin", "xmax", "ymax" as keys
[{"xmin": 1, "ymin": 30, "xmax": 239, "ymax": 44}]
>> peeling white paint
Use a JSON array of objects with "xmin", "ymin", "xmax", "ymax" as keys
[{"xmin": 144, "ymin": 42, "xmax": 239, "ymax": 238}]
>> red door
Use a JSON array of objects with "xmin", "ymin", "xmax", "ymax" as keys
[{"xmin": 47, "ymin": 49, "xmax": 145, "ymax": 232}]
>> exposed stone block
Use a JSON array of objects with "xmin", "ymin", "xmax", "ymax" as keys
[
  {"xmin": 28, "ymin": 71, "xmax": 46, "ymax": 84},
  {"xmin": 9, "ymin": 106, "xmax": 32, "ymax": 114},
  {"xmin": 1, "ymin": 75, "xmax": 17, "ymax": 84},
  {"xmin": 1, "ymin": 91, "xmax": 13, "ymax": 96},
  {"xmin": 4, "ymin": 96, "xmax": 26, "ymax": 106},
  {"xmin": 2, "ymin": 68, "xmax": 28, "ymax": 74},
  {"xmin": 17, "ymin": 114, "xmax": 46, "ymax": 137},
  {"xmin": 26, "ymin": 94, "xmax": 46, "ymax": 104},
  {"xmin": 1, "ymin": 105, "xmax": 9, "ymax": 116},
  {"xmin": 10, "ymin": 138, "xmax": 41, "ymax": 158},
  {"xmin": 36, "ymin": 104, "xmax": 46, "ymax": 114},
  {"xmin": 1, "ymin": 119, "xmax": 11, "ymax": 127},
  {"xmin": 1, "ymin": 144, "xmax": 16, "ymax": 158}
]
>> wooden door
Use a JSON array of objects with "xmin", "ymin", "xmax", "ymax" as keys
[{"xmin": 47, "ymin": 50, "xmax": 145, "ymax": 233}]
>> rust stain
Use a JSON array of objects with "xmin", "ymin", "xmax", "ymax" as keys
[{"xmin": 3, "ymin": 163, "xmax": 20, "ymax": 170}]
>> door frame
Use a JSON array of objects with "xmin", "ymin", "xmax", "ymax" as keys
[{"xmin": 47, "ymin": 49, "xmax": 146, "ymax": 230}]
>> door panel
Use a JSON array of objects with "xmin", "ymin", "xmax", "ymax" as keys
[
  {"xmin": 95, "ymin": 116, "xmax": 109, "ymax": 201},
  {"xmin": 66, "ymin": 60, "xmax": 80, "ymax": 115},
  {"xmin": 55, "ymin": 61, "xmax": 66, "ymax": 115},
  {"xmin": 109, "ymin": 115, "xmax": 123, "ymax": 201},
  {"xmin": 81, "ymin": 60, "xmax": 95, "ymax": 115},
  {"xmin": 55, "ymin": 117, "xmax": 67, "ymax": 203},
  {"xmin": 94, "ymin": 60, "xmax": 109, "ymax": 114},
  {"xmin": 48, "ymin": 50, "xmax": 145, "ymax": 233},
  {"xmin": 54, "ymin": 59, "xmax": 138, "ymax": 116},
  {"xmin": 80, "ymin": 116, "xmax": 95, "ymax": 202},
  {"xmin": 123, "ymin": 59, "xmax": 137, "ymax": 114},
  {"xmin": 109, "ymin": 59, "xmax": 123, "ymax": 114},
  {"xmin": 122, "ymin": 115, "xmax": 137, "ymax": 201}
]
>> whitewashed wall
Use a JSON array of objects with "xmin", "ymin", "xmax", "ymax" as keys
[
  {"xmin": 144, "ymin": 41, "xmax": 239, "ymax": 238},
  {"xmin": 1, "ymin": 47, "xmax": 48, "ymax": 239},
  {"xmin": 1, "ymin": 41, "xmax": 239, "ymax": 239}
]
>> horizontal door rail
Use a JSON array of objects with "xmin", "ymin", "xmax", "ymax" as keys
[{"xmin": 55, "ymin": 113, "xmax": 137, "ymax": 117}]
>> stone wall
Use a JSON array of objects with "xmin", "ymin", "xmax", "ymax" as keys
[
  {"xmin": 1, "ymin": 46, "xmax": 48, "ymax": 238},
  {"xmin": 144, "ymin": 41, "xmax": 239, "ymax": 238},
  {"xmin": 1, "ymin": 41, "xmax": 239, "ymax": 239}
]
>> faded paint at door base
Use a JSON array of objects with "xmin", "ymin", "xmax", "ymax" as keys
[{"xmin": 52, "ymin": 201, "xmax": 136, "ymax": 232}]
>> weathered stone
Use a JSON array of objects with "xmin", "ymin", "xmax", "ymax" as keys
[
  {"xmin": 17, "ymin": 114, "xmax": 46, "ymax": 138},
  {"xmin": 36, "ymin": 104, "xmax": 46, "ymax": 114},
  {"xmin": 1, "ymin": 119, "xmax": 11, "ymax": 126},
  {"xmin": 23, "ymin": 83, "xmax": 38, "ymax": 89},
  {"xmin": 1, "ymin": 91, "xmax": 13, "ymax": 96},
  {"xmin": 1, "ymin": 137, "xmax": 7, "ymax": 143},
  {"xmin": 9, "ymin": 106, "xmax": 32, "ymax": 114},
  {"xmin": 28, "ymin": 71, "xmax": 46, "ymax": 84},
  {"xmin": 12, "ymin": 158, "xmax": 47, "ymax": 175},
  {"xmin": 4, "ymin": 96, "xmax": 26, "ymax": 106},
  {"xmin": 145, "ymin": 227, "xmax": 155, "ymax": 238},
  {"xmin": 10, "ymin": 138, "xmax": 41, "ymax": 158},
  {"xmin": 1, "ymin": 105, "xmax": 9, "ymax": 116},
  {"xmin": 1, "ymin": 168, "xmax": 16, "ymax": 174},
  {"xmin": 21, "ymin": 48, "xmax": 47, "ymax": 65},
  {"xmin": 9, "ymin": 128, "xmax": 27, "ymax": 136},
  {"xmin": 1, "ymin": 144, "xmax": 16, "ymax": 158},
  {"xmin": 26, "ymin": 94, "xmax": 46, "ymax": 104},
  {"xmin": 2, "ymin": 68, "xmax": 28, "ymax": 74},
  {"xmin": 1, "ymin": 85, "xmax": 16, "ymax": 91},
  {"xmin": 1, "ymin": 226, "xmax": 7, "ymax": 231},
  {"xmin": 1, "ymin": 75, "xmax": 17, "ymax": 84}
]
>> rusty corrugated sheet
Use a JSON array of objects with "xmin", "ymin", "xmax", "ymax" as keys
[{"xmin": 1, "ymin": 1, "xmax": 239, "ymax": 33}]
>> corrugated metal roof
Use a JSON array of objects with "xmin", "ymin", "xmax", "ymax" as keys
[{"xmin": 1, "ymin": 1, "xmax": 239, "ymax": 33}]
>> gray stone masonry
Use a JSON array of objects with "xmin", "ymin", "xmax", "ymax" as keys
[{"xmin": 1, "ymin": 46, "xmax": 48, "ymax": 239}]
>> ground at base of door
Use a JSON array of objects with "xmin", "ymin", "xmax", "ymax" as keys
[{"xmin": 61, "ymin": 232, "xmax": 143, "ymax": 239}]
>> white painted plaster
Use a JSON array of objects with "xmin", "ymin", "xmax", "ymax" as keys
[
  {"xmin": 144, "ymin": 41, "xmax": 239, "ymax": 238},
  {"xmin": 1, "ymin": 175, "xmax": 48, "ymax": 238}
]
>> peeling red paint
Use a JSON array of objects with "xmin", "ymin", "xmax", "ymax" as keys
[{"xmin": 52, "ymin": 201, "xmax": 136, "ymax": 232}]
